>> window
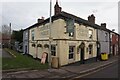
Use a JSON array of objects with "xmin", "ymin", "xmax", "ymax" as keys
[
  {"xmin": 89, "ymin": 29, "xmax": 93, "ymax": 39},
  {"xmin": 110, "ymin": 34, "xmax": 112, "ymax": 41},
  {"xmin": 31, "ymin": 30, "xmax": 34, "ymax": 41},
  {"xmin": 69, "ymin": 32, "xmax": 74, "ymax": 37},
  {"xmin": 105, "ymin": 33, "xmax": 108, "ymax": 41},
  {"xmin": 25, "ymin": 32, "xmax": 28, "ymax": 38},
  {"xmin": 88, "ymin": 45, "xmax": 93, "ymax": 55},
  {"xmin": 69, "ymin": 46, "xmax": 74, "ymax": 59},
  {"xmin": 51, "ymin": 45, "xmax": 56, "ymax": 56}
]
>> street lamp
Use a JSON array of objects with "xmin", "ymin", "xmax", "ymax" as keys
[{"xmin": 48, "ymin": 0, "xmax": 52, "ymax": 72}]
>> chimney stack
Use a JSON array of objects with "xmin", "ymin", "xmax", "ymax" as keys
[
  {"xmin": 54, "ymin": 0, "xmax": 62, "ymax": 15},
  {"xmin": 37, "ymin": 16, "xmax": 44, "ymax": 23},
  {"xmin": 101, "ymin": 23, "xmax": 106, "ymax": 28},
  {"xmin": 88, "ymin": 14, "xmax": 95, "ymax": 24}
]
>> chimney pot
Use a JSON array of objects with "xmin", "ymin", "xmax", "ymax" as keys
[
  {"xmin": 88, "ymin": 14, "xmax": 95, "ymax": 24},
  {"xmin": 101, "ymin": 23, "xmax": 106, "ymax": 28},
  {"xmin": 54, "ymin": 0, "xmax": 62, "ymax": 15},
  {"xmin": 37, "ymin": 17, "xmax": 44, "ymax": 23}
]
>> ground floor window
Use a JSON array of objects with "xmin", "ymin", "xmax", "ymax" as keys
[
  {"xmin": 88, "ymin": 44, "xmax": 93, "ymax": 57},
  {"xmin": 51, "ymin": 45, "xmax": 56, "ymax": 56},
  {"xmin": 69, "ymin": 46, "xmax": 75, "ymax": 59}
]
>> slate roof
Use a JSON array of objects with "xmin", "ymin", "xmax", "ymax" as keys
[{"xmin": 24, "ymin": 11, "xmax": 119, "ymax": 35}]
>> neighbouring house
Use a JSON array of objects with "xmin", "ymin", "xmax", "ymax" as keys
[
  {"xmin": 2, "ymin": 34, "xmax": 10, "ymax": 48},
  {"xmin": 97, "ymin": 23, "xmax": 111, "ymax": 57},
  {"xmin": 23, "ymin": 29, "xmax": 29, "ymax": 54},
  {"xmin": 118, "ymin": 35, "xmax": 120, "ymax": 55},
  {"xmin": 110, "ymin": 32, "xmax": 119, "ymax": 56}
]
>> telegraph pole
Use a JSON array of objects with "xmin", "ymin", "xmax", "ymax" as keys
[
  {"xmin": 9, "ymin": 23, "xmax": 11, "ymax": 48},
  {"xmin": 48, "ymin": 0, "xmax": 52, "ymax": 72}
]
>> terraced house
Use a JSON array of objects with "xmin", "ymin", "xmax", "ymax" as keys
[
  {"xmin": 97, "ymin": 23, "xmax": 111, "ymax": 58},
  {"xmin": 23, "ymin": 1, "xmax": 120, "ymax": 66}
]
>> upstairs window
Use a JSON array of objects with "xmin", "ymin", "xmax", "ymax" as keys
[
  {"xmin": 25, "ymin": 32, "xmax": 28, "ymax": 38},
  {"xmin": 69, "ymin": 32, "xmax": 74, "ymax": 37},
  {"xmin": 89, "ymin": 29, "xmax": 93, "ymax": 39},
  {"xmin": 31, "ymin": 30, "xmax": 34, "ymax": 41},
  {"xmin": 105, "ymin": 33, "xmax": 108, "ymax": 41}
]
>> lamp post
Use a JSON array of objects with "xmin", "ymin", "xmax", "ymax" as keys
[{"xmin": 48, "ymin": 0, "xmax": 52, "ymax": 72}]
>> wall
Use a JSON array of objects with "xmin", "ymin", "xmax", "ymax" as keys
[
  {"xmin": 28, "ymin": 18, "xmax": 97, "ymax": 66},
  {"xmin": 98, "ymin": 29, "xmax": 110, "ymax": 54},
  {"xmin": 23, "ymin": 30, "xmax": 29, "ymax": 54}
]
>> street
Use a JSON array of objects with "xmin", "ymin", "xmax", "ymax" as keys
[{"xmin": 77, "ymin": 60, "xmax": 118, "ymax": 78}]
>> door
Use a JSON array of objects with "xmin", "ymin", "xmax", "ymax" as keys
[
  {"xmin": 112, "ymin": 45, "xmax": 115, "ymax": 56},
  {"xmin": 80, "ymin": 47, "xmax": 85, "ymax": 64},
  {"xmin": 97, "ymin": 47, "xmax": 100, "ymax": 60},
  {"xmin": 25, "ymin": 45, "xmax": 27, "ymax": 54}
]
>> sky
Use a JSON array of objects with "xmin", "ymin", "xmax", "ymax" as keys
[{"xmin": 0, "ymin": 0, "xmax": 119, "ymax": 34}]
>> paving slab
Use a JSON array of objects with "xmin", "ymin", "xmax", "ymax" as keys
[{"xmin": 61, "ymin": 56, "xmax": 118, "ymax": 74}]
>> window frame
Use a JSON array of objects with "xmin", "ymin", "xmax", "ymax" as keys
[
  {"xmin": 88, "ymin": 44, "xmax": 93, "ymax": 56},
  {"xmin": 31, "ymin": 30, "xmax": 34, "ymax": 41},
  {"xmin": 69, "ymin": 46, "xmax": 75, "ymax": 59},
  {"xmin": 105, "ymin": 33, "xmax": 108, "ymax": 41},
  {"xmin": 51, "ymin": 45, "xmax": 56, "ymax": 56},
  {"xmin": 88, "ymin": 29, "xmax": 93, "ymax": 39}
]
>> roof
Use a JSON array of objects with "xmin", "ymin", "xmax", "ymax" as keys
[{"xmin": 24, "ymin": 11, "xmax": 119, "ymax": 35}]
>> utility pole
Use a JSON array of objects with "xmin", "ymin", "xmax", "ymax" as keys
[
  {"xmin": 48, "ymin": 0, "xmax": 52, "ymax": 72},
  {"xmin": 9, "ymin": 23, "xmax": 11, "ymax": 48}
]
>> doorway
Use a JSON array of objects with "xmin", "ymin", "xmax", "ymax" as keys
[
  {"xmin": 80, "ymin": 42, "xmax": 85, "ymax": 64},
  {"xmin": 25, "ymin": 45, "xmax": 27, "ymax": 54},
  {"xmin": 112, "ymin": 45, "xmax": 115, "ymax": 56},
  {"xmin": 80, "ymin": 47, "xmax": 85, "ymax": 64}
]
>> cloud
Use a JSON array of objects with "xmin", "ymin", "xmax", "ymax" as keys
[
  {"xmin": 2, "ymin": 2, "xmax": 49, "ymax": 30},
  {"xmin": 1, "ymin": 1, "xmax": 118, "ymax": 33}
]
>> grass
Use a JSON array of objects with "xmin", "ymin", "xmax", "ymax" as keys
[{"xmin": 2, "ymin": 48, "xmax": 48, "ymax": 70}]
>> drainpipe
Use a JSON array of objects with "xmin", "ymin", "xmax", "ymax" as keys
[
  {"xmin": 28, "ymin": 30, "xmax": 29, "ymax": 54},
  {"xmin": 36, "ymin": 41, "xmax": 38, "ymax": 58},
  {"xmin": 96, "ymin": 29, "xmax": 98, "ymax": 61},
  {"xmin": 118, "ymin": 35, "xmax": 120, "ymax": 55},
  {"xmin": 118, "ymin": 35, "xmax": 119, "ymax": 55},
  {"xmin": 109, "ymin": 31, "xmax": 111, "ymax": 58}
]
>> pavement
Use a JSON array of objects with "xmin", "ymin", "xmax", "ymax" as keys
[{"xmin": 2, "ymin": 55, "xmax": 118, "ymax": 79}]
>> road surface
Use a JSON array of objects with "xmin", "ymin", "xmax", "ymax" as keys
[{"xmin": 80, "ymin": 60, "xmax": 118, "ymax": 78}]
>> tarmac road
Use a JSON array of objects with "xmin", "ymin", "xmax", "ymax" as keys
[{"xmin": 78, "ymin": 60, "xmax": 118, "ymax": 79}]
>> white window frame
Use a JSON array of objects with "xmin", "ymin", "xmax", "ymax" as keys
[
  {"xmin": 69, "ymin": 46, "xmax": 75, "ymax": 59},
  {"xmin": 89, "ymin": 29, "xmax": 93, "ymax": 39},
  {"xmin": 51, "ymin": 45, "xmax": 56, "ymax": 56},
  {"xmin": 31, "ymin": 30, "xmax": 34, "ymax": 41}
]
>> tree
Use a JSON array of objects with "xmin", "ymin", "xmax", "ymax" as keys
[{"xmin": 12, "ymin": 29, "xmax": 23, "ymax": 43}]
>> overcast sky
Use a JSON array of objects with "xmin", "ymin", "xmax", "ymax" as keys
[{"xmin": 0, "ymin": 0, "xmax": 119, "ymax": 33}]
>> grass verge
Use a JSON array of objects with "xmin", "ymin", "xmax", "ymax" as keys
[{"xmin": 2, "ymin": 48, "xmax": 48, "ymax": 70}]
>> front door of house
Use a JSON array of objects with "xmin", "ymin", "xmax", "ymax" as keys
[
  {"xmin": 113, "ymin": 45, "xmax": 115, "ymax": 56},
  {"xmin": 80, "ymin": 47, "xmax": 85, "ymax": 64},
  {"xmin": 25, "ymin": 45, "xmax": 27, "ymax": 54}
]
